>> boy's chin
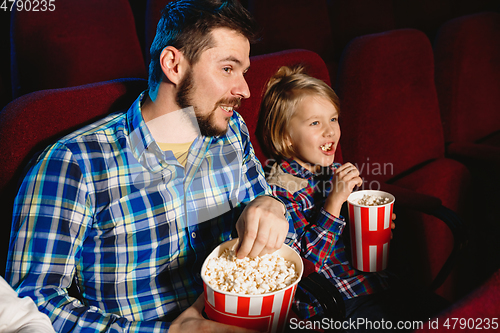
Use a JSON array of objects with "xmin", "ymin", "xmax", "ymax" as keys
[{"xmin": 319, "ymin": 156, "xmax": 335, "ymax": 166}]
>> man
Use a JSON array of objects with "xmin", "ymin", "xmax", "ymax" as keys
[{"xmin": 6, "ymin": 1, "xmax": 290, "ymax": 331}]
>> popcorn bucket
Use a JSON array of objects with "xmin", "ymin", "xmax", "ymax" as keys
[
  {"xmin": 347, "ymin": 190, "xmax": 395, "ymax": 272},
  {"xmin": 201, "ymin": 238, "xmax": 303, "ymax": 333}
]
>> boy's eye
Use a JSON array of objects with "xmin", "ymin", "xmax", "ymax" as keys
[
  {"xmin": 310, "ymin": 121, "xmax": 319, "ymax": 126},
  {"xmin": 223, "ymin": 67, "xmax": 232, "ymax": 74}
]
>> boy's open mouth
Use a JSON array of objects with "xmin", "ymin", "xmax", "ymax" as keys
[{"xmin": 321, "ymin": 142, "xmax": 333, "ymax": 151}]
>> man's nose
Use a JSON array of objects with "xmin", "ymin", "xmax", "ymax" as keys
[{"xmin": 233, "ymin": 75, "xmax": 251, "ymax": 99}]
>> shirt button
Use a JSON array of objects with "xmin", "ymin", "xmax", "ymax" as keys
[{"xmin": 191, "ymin": 232, "xmax": 197, "ymax": 239}]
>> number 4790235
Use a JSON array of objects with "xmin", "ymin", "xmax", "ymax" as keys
[
  {"xmin": 1, "ymin": 0, "xmax": 55, "ymax": 12},
  {"xmin": 443, "ymin": 318, "xmax": 498, "ymax": 330}
]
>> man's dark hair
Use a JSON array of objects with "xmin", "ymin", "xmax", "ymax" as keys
[{"xmin": 148, "ymin": 0, "xmax": 258, "ymax": 91}]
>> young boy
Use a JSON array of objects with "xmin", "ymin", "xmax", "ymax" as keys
[{"xmin": 258, "ymin": 65, "xmax": 446, "ymax": 331}]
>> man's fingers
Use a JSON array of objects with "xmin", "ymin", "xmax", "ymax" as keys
[
  {"xmin": 236, "ymin": 232, "xmax": 255, "ymax": 258},
  {"xmin": 236, "ymin": 222, "xmax": 283, "ymax": 258},
  {"xmin": 235, "ymin": 196, "xmax": 288, "ymax": 259},
  {"xmin": 246, "ymin": 233, "xmax": 267, "ymax": 258}
]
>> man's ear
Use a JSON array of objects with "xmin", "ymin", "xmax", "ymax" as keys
[{"xmin": 159, "ymin": 46, "xmax": 187, "ymax": 85}]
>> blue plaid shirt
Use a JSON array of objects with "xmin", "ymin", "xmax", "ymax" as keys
[{"xmin": 6, "ymin": 93, "xmax": 292, "ymax": 332}]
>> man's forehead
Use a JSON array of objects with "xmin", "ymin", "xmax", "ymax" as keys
[{"xmin": 205, "ymin": 27, "xmax": 251, "ymax": 66}]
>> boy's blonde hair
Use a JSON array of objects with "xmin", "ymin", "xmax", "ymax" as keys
[{"xmin": 257, "ymin": 65, "xmax": 340, "ymax": 160}]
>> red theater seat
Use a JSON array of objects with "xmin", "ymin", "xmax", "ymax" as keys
[
  {"xmin": 0, "ymin": 78, "xmax": 148, "ymax": 276},
  {"xmin": 336, "ymin": 29, "xmax": 470, "ymax": 301},
  {"xmin": 242, "ymin": 49, "xmax": 342, "ymax": 166},
  {"xmin": 247, "ymin": 0, "xmax": 337, "ymax": 85},
  {"xmin": 434, "ymin": 12, "xmax": 500, "ymax": 163},
  {"xmin": 10, "ymin": 0, "xmax": 147, "ymax": 98},
  {"xmin": 415, "ymin": 269, "xmax": 500, "ymax": 332},
  {"xmin": 434, "ymin": 12, "xmax": 500, "ymax": 289}
]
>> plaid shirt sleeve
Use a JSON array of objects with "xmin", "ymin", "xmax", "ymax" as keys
[
  {"xmin": 270, "ymin": 185, "xmax": 346, "ymax": 273},
  {"xmin": 8, "ymin": 143, "xmax": 166, "ymax": 332}
]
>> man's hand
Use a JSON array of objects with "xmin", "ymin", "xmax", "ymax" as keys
[
  {"xmin": 235, "ymin": 196, "xmax": 288, "ymax": 259},
  {"xmin": 169, "ymin": 294, "xmax": 260, "ymax": 333}
]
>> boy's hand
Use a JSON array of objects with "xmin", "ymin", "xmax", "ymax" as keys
[
  {"xmin": 235, "ymin": 196, "xmax": 288, "ymax": 259},
  {"xmin": 324, "ymin": 162, "xmax": 363, "ymax": 217}
]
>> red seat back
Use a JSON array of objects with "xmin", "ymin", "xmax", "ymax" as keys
[
  {"xmin": 0, "ymin": 78, "xmax": 147, "ymax": 276},
  {"xmin": 10, "ymin": 0, "xmax": 147, "ymax": 98},
  {"xmin": 336, "ymin": 29, "xmax": 444, "ymax": 183},
  {"xmin": 434, "ymin": 12, "xmax": 500, "ymax": 144},
  {"xmin": 247, "ymin": 0, "xmax": 337, "ymax": 83}
]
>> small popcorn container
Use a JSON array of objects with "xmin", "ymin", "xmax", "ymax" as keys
[
  {"xmin": 201, "ymin": 238, "xmax": 303, "ymax": 333},
  {"xmin": 347, "ymin": 190, "xmax": 395, "ymax": 272}
]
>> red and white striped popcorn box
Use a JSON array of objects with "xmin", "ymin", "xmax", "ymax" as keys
[
  {"xmin": 201, "ymin": 239, "xmax": 303, "ymax": 333},
  {"xmin": 347, "ymin": 190, "xmax": 395, "ymax": 272}
]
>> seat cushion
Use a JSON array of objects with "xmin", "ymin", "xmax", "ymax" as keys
[
  {"xmin": 390, "ymin": 157, "xmax": 470, "ymax": 301},
  {"xmin": 391, "ymin": 157, "xmax": 470, "ymax": 214}
]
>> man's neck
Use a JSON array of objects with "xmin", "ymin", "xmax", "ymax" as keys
[
  {"xmin": 141, "ymin": 85, "xmax": 179, "ymax": 123},
  {"xmin": 141, "ymin": 88, "xmax": 200, "ymax": 144}
]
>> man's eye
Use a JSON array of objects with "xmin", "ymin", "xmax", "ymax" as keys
[
  {"xmin": 331, "ymin": 117, "xmax": 338, "ymax": 122},
  {"xmin": 223, "ymin": 67, "xmax": 232, "ymax": 73}
]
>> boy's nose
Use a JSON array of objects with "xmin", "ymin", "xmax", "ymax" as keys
[{"xmin": 324, "ymin": 126, "xmax": 335, "ymax": 137}]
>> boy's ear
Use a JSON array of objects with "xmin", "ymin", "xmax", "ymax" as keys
[
  {"xmin": 284, "ymin": 134, "xmax": 293, "ymax": 147},
  {"xmin": 159, "ymin": 46, "xmax": 188, "ymax": 85}
]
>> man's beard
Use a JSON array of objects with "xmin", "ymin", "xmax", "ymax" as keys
[{"xmin": 176, "ymin": 69, "xmax": 240, "ymax": 137}]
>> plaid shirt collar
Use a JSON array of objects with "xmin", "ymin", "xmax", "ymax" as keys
[
  {"xmin": 127, "ymin": 91, "xmax": 156, "ymax": 162},
  {"xmin": 126, "ymin": 91, "xmax": 221, "ymax": 174}
]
